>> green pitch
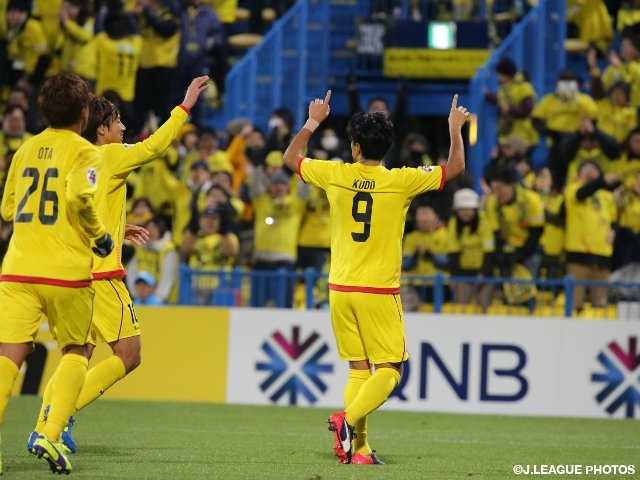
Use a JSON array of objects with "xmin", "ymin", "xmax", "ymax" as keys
[{"xmin": 1, "ymin": 396, "xmax": 637, "ymax": 479}]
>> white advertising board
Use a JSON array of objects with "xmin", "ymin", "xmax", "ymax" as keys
[{"xmin": 227, "ymin": 308, "xmax": 640, "ymax": 419}]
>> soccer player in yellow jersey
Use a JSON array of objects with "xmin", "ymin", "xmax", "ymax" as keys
[
  {"xmin": 0, "ymin": 73, "xmax": 114, "ymax": 475},
  {"xmin": 28, "ymin": 75, "xmax": 209, "ymax": 453},
  {"xmin": 283, "ymin": 91, "xmax": 469, "ymax": 464}
]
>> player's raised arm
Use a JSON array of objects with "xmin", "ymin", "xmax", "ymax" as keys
[
  {"xmin": 445, "ymin": 94, "xmax": 469, "ymax": 182},
  {"xmin": 283, "ymin": 90, "xmax": 331, "ymax": 172},
  {"xmin": 180, "ymin": 75, "xmax": 209, "ymax": 112}
]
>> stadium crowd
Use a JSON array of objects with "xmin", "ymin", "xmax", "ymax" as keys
[{"xmin": 1, "ymin": 0, "xmax": 640, "ymax": 313}]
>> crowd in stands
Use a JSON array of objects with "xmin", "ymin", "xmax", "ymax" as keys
[{"xmin": 1, "ymin": 0, "xmax": 640, "ymax": 315}]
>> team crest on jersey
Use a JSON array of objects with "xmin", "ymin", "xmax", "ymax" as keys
[
  {"xmin": 86, "ymin": 168, "xmax": 97, "ymax": 186},
  {"xmin": 418, "ymin": 165, "xmax": 434, "ymax": 172}
]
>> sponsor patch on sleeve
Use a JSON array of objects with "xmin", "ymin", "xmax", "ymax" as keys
[{"xmin": 86, "ymin": 167, "xmax": 97, "ymax": 186}]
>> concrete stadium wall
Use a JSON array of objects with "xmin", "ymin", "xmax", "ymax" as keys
[{"xmin": 15, "ymin": 307, "xmax": 639, "ymax": 419}]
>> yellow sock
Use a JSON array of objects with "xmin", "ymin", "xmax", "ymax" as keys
[
  {"xmin": 343, "ymin": 369, "xmax": 372, "ymax": 455},
  {"xmin": 0, "ymin": 356, "xmax": 19, "ymax": 429},
  {"xmin": 43, "ymin": 354, "xmax": 88, "ymax": 442},
  {"xmin": 34, "ymin": 376, "xmax": 54, "ymax": 433},
  {"xmin": 75, "ymin": 355, "xmax": 126, "ymax": 412},
  {"xmin": 345, "ymin": 367, "xmax": 400, "ymax": 427}
]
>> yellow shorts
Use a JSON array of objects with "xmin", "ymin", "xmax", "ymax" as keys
[
  {"xmin": 90, "ymin": 277, "xmax": 140, "ymax": 345},
  {"xmin": 329, "ymin": 290, "xmax": 409, "ymax": 365},
  {"xmin": 0, "ymin": 281, "xmax": 94, "ymax": 349}
]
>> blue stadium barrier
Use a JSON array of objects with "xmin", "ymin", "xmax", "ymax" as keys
[
  {"xmin": 223, "ymin": 0, "xmax": 332, "ymax": 134},
  {"xmin": 468, "ymin": 0, "xmax": 566, "ymax": 189},
  {"xmin": 178, "ymin": 265, "xmax": 640, "ymax": 320}
]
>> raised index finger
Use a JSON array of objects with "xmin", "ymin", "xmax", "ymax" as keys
[
  {"xmin": 452, "ymin": 94, "xmax": 458, "ymax": 109},
  {"xmin": 324, "ymin": 90, "xmax": 332, "ymax": 104}
]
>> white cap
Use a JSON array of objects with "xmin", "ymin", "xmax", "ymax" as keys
[{"xmin": 452, "ymin": 188, "xmax": 480, "ymax": 210}]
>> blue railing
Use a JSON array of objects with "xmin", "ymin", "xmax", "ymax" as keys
[
  {"xmin": 178, "ymin": 265, "xmax": 640, "ymax": 320},
  {"xmin": 223, "ymin": 0, "xmax": 331, "ymax": 133},
  {"xmin": 467, "ymin": 0, "xmax": 566, "ymax": 189}
]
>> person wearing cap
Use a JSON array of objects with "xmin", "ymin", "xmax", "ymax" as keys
[
  {"xmin": 132, "ymin": 271, "xmax": 163, "ymax": 305},
  {"xmin": 283, "ymin": 90, "xmax": 468, "ymax": 465},
  {"xmin": 564, "ymin": 160, "xmax": 620, "ymax": 314},
  {"xmin": 447, "ymin": 188, "xmax": 494, "ymax": 311},
  {"xmin": 485, "ymin": 56, "xmax": 539, "ymax": 151},
  {"xmin": 485, "ymin": 165, "xmax": 545, "ymax": 284},
  {"xmin": 28, "ymin": 76, "xmax": 208, "ymax": 455},
  {"xmin": 249, "ymin": 168, "xmax": 306, "ymax": 308},
  {"xmin": 532, "ymin": 68, "xmax": 598, "ymax": 187}
]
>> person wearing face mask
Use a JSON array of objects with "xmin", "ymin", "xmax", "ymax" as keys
[
  {"xmin": 532, "ymin": 69, "xmax": 598, "ymax": 187},
  {"xmin": 265, "ymin": 107, "xmax": 294, "ymax": 154},
  {"xmin": 399, "ymin": 132, "xmax": 433, "ymax": 168},
  {"xmin": 311, "ymin": 127, "xmax": 347, "ymax": 161}
]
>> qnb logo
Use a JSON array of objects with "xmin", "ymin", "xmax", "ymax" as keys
[
  {"xmin": 591, "ymin": 336, "xmax": 640, "ymax": 418},
  {"xmin": 256, "ymin": 326, "xmax": 333, "ymax": 405}
]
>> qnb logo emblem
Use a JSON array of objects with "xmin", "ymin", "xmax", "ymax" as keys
[
  {"xmin": 591, "ymin": 336, "xmax": 640, "ymax": 418},
  {"xmin": 256, "ymin": 326, "xmax": 333, "ymax": 405}
]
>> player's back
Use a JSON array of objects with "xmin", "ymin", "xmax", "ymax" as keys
[
  {"xmin": 300, "ymin": 160, "xmax": 444, "ymax": 291},
  {"xmin": 1, "ymin": 129, "xmax": 100, "ymax": 284}
]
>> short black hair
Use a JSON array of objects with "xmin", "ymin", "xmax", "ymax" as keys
[
  {"xmin": 488, "ymin": 165, "xmax": 520, "ymax": 184},
  {"xmin": 346, "ymin": 111, "xmax": 394, "ymax": 161},
  {"xmin": 83, "ymin": 95, "xmax": 118, "ymax": 143}
]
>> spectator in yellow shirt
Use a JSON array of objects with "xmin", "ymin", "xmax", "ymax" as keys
[
  {"xmin": 485, "ymin": 165, "xmax": 545, "ymax": 279},
  {"xmin": 564, "ymin": 160, "xmax": 620, "ymax": 312}
]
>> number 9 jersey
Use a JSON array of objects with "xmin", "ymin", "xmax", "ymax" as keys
[
  {"xmin": 1, "ymin": 129, "xmax": 106, "ymax": 285},
  {"xmin": 298, "ymin": 159, "xmax": 444, "ymax": 293}
]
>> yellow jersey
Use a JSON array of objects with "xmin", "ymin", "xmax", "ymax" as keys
[
  {"xmin": 486, "ymin": 186, "xmax": 545, "ymax": 249},
  {"xmin": 94, "ymin": 32, "xmax": 143, "ymax": 101},
  {"xmin": 532, "ymin": 92, "xmax": 598, "ymax": 134},
  {"xmin": 58, "ymin": 17, "xmax": 96, "ymax": 80},
  {"xmin": 595, "ymin": 98, "xmax": 637, "ymax": 145},
  {"xmin": 138, "ymin": 8, "xmax": 180, "ymax": 69},
  {"xmin": 93, "ymin": 106, "xmax": 189, "ymax": 278},
  {"xmin": 7, "ymin": 18, "xmax": 49, "ymax": 75},
  {"xmin": 299, "ymin": 160, "xmax": 445, "ymax": 293},
  {"xmin": 497, "ymin": 77, "xmax": 539, "ymax": 147},
  {"xmin": 402, "ymin": 226, "xmax": 449, "ymax": 276},
  {"xmin": 447, "ymin": 212, "xmax": 495, "ymax": 270},
  {"xmin": 564, "ymin": 180, "xmax": 617, "ymax": 256},
  {"xmin": 298, "ymin": 186, "xmax": 331, "ymax": 248},
  {"xmin": 252, "ymin": 194, "xmax": 306, "ymax": 260},
  {"xmin": 1, "ymin": 129, "xmax": 105, "ymax": 285}
]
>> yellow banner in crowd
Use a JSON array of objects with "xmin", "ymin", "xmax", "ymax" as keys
[
  {"xmin": 383, "ymin": 48, "xmax": 490, "ymax": 79},
  {"xmin": 13, "ymin": 307, "xmax": 230, "ymax": 403}
]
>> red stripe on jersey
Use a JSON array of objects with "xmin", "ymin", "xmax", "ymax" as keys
[
  {"xmin": 0, "ymin": 275, "xmax": 92, "ymax": 287},
  {"xmin": 92, "ymin": 270, "xmax": 126, "ymax": 280},
  {"xmin": 297, "ymin": 157, "xmax": 307, "ymax": 182},
  {"xmin": 439, "ymin": 165, "xmax": 446, "ymax": 190},
  {"xmin": 329, "ymin": 283, "xmax": 400, "ymax": 294}
]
